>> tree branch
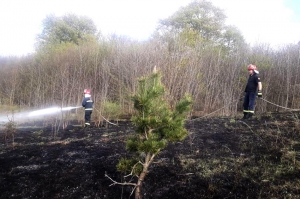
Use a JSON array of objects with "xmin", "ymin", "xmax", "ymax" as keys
[{"xmin": 105, "ymin": 173, "xmax": 137, "ymax": 187}]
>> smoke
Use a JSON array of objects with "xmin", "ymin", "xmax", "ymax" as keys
[{"xmin": 0, "ymin": 106, "xmax": 82, "ymax": 124}]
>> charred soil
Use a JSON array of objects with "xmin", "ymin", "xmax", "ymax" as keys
[{"xmin": 1, "ymin": 111, "xmax": 300, "ymax": 199}]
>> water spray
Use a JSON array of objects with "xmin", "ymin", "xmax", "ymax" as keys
[
  {"xmin": 28, "ymin": 106, "xmax": 81, "ymax": 117},
  {"xmin": 0, "ymin": 106, "xmax": 82, "ymax": 124}
]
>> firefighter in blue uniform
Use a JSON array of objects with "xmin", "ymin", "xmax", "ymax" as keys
[
  {"xmin": 242, "ymin": 64, "xmax": 262, "ymax": 119},
  {"xmin": 82, "ymin": 89, "xmax": 94, "ymax": 126}
]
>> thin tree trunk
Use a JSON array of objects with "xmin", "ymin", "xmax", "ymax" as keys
[{"xmin": 135, "ymin": 153, "xmax": 152, "ymax": 199}]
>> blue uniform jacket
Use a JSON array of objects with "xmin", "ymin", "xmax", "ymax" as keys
[
  {"xmin": 244, "ymin": 73, "xmax": 261, "ymax": 92},
  {"xmin": 82, "ymin": 97, "xmax": 93, "ymax": 111}
]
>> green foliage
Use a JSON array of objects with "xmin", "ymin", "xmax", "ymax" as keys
[
  {"xmin": 138, "ymin": 138, "xmax": 167, "ymax": 154},
  {"xmin": 248, "ymin": 50, "xmax": 274, "ymax": 71},
  {"xmin": 132, "ymin": 72, "xmax": 165, "ymax": 115},
  {"xmin": 221, "ymin": 25, "xmax": 247, "ymax": 52},
  {"xmin": 126, "ymin": 71, "xmax": 192, "ymax": 155},
  {"xmin": 157, "ymin": 0, "xmax": 246, "ymax": 52},
  {"xmin": 131, "ymin": 72, "xmax": 192, "ymax": 143},
  {"xmin": 117, "ymin": 158, "xmax": 142, "ymax": 175},
  {"xmin": 0, "ymin": 105, "xmax": 20, "ymax": 113},
  {"xmin": 178, "ymin": 28, "xmax": 202, "ymax": 48},
  {"xmin": 159, "ymin": 0, "xmax": 225, "ymax": 40},
  {"xmin": 37, "ymin": 14, "xmax": 98, "ymax": 49},
  {"xmin": 116, "ymin": 71, "xmax": 192, "ymax": 196},
  {"xmin": 126, "ymin": 137, "xmax": 140, "ymax": 152},
  {"xmin": 102, "ymin": 101, "xmax": 122, "ymax": 120}
]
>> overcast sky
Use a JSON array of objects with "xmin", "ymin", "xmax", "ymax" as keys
[{"xmin": 0, "ymin": 0, "xmax": 300, "ymax": 57}]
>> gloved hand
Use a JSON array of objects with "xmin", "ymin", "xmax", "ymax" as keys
[{"xmin": 257, "ymin": 90, "xmax": 262, "ymax": 98}]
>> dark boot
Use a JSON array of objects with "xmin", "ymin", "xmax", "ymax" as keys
[
  {"xmin": 242, "ymin": 112, "xmax": 248, "ymax": 119},
  {"xmin": 246, "ymin": 113, "xmax": 253, "ymax": 119}
]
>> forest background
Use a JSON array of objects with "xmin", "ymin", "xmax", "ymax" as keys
[{"xmin": 1, "ymin": 0, "xmax": 300, "ymax": 124}]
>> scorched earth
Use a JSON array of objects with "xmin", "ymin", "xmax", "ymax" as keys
[{"xmin": 1, "ymin": 111, "xmax": 300, "ymax": 198}]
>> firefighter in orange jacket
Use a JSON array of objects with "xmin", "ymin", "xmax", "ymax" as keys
[{"xmin": 242, "ymin": 64, "xmax": 262, "ymax": 119}]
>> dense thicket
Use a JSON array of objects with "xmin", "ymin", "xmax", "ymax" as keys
[{"xmin": 0, "ymin": 0, "xmax": 300, "ymax": 119}]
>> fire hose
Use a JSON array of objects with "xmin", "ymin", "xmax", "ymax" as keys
[
  {"xmin": 191, "ymin": 96, "xmax": 300, "ymax": 120},
  {"xmin": 93, "ymin": 107, "xmax": 118, "ymax": 126},
  {"xmin": 260, "ymin": 97, "xmax": 300, "ymax": 111}
]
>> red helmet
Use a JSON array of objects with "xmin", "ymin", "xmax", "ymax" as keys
[
  {"xmin": 84, "ymin": 89, "xmax": 90, "ymax": 94},
  {"xmin": 247, "ymin": 64, "xmax": 257, "ymax": 71}
]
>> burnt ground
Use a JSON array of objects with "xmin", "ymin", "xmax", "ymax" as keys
[{"xmin": 1, "ymin": 111, "xmax": 300, "ymax": 199}]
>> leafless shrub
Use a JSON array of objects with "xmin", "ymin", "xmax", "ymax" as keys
[{"xmin": 3, "ymin": 118, "xmax": 17, "ymax": 147}]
